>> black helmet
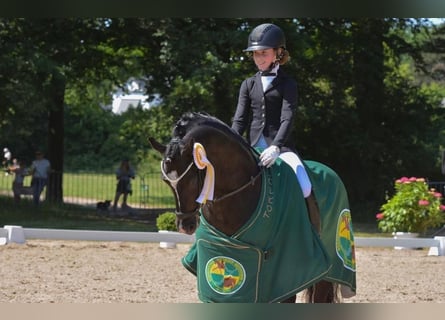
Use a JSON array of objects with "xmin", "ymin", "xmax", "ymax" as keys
[{"xmin": 244, "ymin": 23, "xmax": 286, "ymax": 52}]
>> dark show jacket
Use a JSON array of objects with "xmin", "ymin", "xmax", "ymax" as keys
[{"xmin": 231, "ymin": 68, "xmax": 298, "ymax": 152}]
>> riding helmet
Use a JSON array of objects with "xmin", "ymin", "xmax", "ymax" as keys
[{"xmin": 244, "ymin": 23, "xmax": 286, "ymax": 52}]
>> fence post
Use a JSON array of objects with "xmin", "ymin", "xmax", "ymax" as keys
[
  {"xmin": 140, "ymin": 176, "xmax": 149, "ymax": 207},
  {"xmin": 435, "ymin": 236, "xmax": 445, "ymax": 256}
]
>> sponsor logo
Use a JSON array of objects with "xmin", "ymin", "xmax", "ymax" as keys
[
  {"xmin": 336, "ymin": 209, "xmax": 356, "ymax": 271},
  {"xmin": 205, "ymin": 256, "xmax": 246, "ymax": 294}
]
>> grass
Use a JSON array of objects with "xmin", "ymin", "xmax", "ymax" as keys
[
  {"xmin": 0, "ymin": 172, "xmax": 396, "ymax": 237},
  {"xmin": 61, "ymin": 172, "xmax": 175, "ymax": 208},
  {"xmin": 352, "ymin": 222, "xmax": 387, "ymax": 237},
  {"xmin": 0, "ymin": 196, "xmax": 159, "ymax": 232},
  {"xmin": 0, "ymin": 172, "xmax": 400, "ymax": 237},
  {"xmin": 0, "ymin": 171, "xmax": 175, "ymax": 208},
  {"xmin": 352, "ymin": 222, "xmax": 444, "ymax": 238},
  {"xmin": 0, "ymin": 195, "xmax": 390, "ymax": 238}
]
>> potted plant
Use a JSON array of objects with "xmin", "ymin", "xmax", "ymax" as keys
[
  {"xmin": 156, "ymin": 211, "xmax": 177, "ymax": 231},
  {"xmin": 376, "ymin": 177, "xmax": 445, "ymax": 237},
  {"xmin": 156, "ymin": 211, "xmax": 177, "ymax": 248}
]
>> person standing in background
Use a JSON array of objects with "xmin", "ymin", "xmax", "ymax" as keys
[
  {"xmin": 8, "ymin": 158, "xmax": 29, "ymax": 203},
  {"xmin": 30, "ymin": 150, "xmax": 51, "ymax": 205},
  {"xmin": 112, "ymin": 159, "xmax": 135, "ymax": 211},
  {"xmin": 3, "ymin": 147, "xmax": 12, "ymax": 174}
]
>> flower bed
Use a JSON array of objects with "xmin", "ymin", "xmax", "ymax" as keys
[{"xmin": 376, "ymin": 177, "xmax": 445, "ymax": 234}]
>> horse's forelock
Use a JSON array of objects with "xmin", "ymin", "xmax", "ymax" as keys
[
  {"xmin": 173, "ymin": 112, "xmax": 217, "ymax": 138},
  {"xmin": 165, "ymin": 137, "xmax": 182, "ymax": 160},
  {"xmin": 171, "ymin": 112, "xmax": 252, "ymax": 159}
]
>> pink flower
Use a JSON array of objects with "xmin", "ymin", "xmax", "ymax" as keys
[
  {"xmin": 418, "ymin": 199, "xmax": 430, "ymax": 206},
  {"xmin": 440, "ymin": 205, "xmax": 445, "ymax": 211},
  {"xmin": 376, "ymin": 213, "xmax": 384, "ymax": 220},
  {"xmin": 433, "ymin": 192, "xmax": 442, "ymax": 198},
  {"xmin": 397, "ymin": 177, "xmax": 409, "ymax": 183},
  {"xmin": 409, "ymin": 177, "xmax": 417, "ymax": 182}
]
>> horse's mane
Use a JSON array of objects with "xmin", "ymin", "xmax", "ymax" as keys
[{"xmin": 172, "ymin": 112, "xmax": 250, "ymax": 149}]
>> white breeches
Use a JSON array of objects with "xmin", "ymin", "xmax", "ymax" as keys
[
  {"xmin": 255, "ymin": 135, "xmax": 312, "ymax": 198},
  {"xmin": 279, "ymin": 152, "xmax": 312, "ymax": 198}
]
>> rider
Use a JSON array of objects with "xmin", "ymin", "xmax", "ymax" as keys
[{"xmin": 231, "ymin": 23, "xmax": 320, "ymax": 229}]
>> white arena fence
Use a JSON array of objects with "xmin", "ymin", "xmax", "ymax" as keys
[
  {"xmin": 0, "ymin": 226, "xmax": 194, "ymax": 246},
  {"xmin": 1, "ymin": 225, "xmax": 444, "ymax": 255}
]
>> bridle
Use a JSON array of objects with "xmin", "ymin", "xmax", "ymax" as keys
[
  {"xmin": 160, "ymin": 155, "xmax": 263, "ymax": 219},
  {"xmin": 160, "ymin": 159, "xmax": 201, "ymax": 219}
]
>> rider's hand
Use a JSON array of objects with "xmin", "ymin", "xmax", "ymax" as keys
[{"xmin": 259, "ymin": 145, "xmax": 280, "ymax": 168}]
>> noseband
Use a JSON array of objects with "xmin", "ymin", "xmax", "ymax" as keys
[{"xmin": 160, "ymin": 159, "xmax": 201, "ymax": 219}]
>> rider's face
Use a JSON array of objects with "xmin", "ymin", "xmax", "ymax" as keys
[{"xmin": 252, "ymin": 48, "xmax": 276, "ymax": 71}]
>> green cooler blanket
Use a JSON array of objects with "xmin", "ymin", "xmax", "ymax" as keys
[
  {"xmin": 305, "ymin": 160, "xmax": 356, "ymax": 297},
  {"xmin": 182, "ymin": 157, "xmax": 337, "ymax": 303}
]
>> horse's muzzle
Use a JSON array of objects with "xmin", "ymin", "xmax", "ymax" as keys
[{"xmin": 177, "ymin": 215, "xmax": 200, "ymax": 235}]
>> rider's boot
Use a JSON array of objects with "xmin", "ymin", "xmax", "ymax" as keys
[{"xmin": 305, "ymin": 191, "xmax": 321, "ymax": 234}]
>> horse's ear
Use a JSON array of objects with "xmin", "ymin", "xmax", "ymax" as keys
[{"xmin": 148, "ymin": 137, "xmax": 166, "ymax": 154}]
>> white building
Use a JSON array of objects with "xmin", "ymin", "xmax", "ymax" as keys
[{"xmin": 110, "ymin": 78, "xmax": 162, "ymax": 114}]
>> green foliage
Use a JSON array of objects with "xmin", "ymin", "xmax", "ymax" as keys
[
  {"xmin": 377, "ymin": 177, "xmax": 445, "ymax": 233},
  {"xmin": 2, "ymin": 18, "xmax": 445, "ymax": 222},
  {"xmin": 156, "ymin": 211, "xmax": 177, "ymax": 231},
  {"xmin": 0, "ymin": 196, "xmax": 155, "ymax": 231}
]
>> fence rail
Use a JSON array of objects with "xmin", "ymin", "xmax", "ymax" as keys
[
  {"xmin": 1, "ymin": 226, "xmax": 444, "ymax": 256},
  {"xmin": 0, "ymin": 171, "xmax": 175, "ymax": 210}
]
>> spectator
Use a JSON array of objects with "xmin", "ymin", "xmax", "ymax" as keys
[
  {"xmin": 8, "ymin": 159, "xmax": 29, "ymax": 203},
  {"xmin": 3, "ymin": 147, "xmax": 12, "ymax": 174},
  {"xmin": 112, "ymin": 159, "xmax": 135, "ymax": 211},
  {"xmin": 30, "ymin": 150, "xmax": 51, "ymax": 205}
]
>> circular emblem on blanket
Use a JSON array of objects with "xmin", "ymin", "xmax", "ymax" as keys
[
  {"xmin": 205, "ymin": 256, "xmax": 246, "ymax": 295},
  {"xmin": 335, "ymin": 209, "xmax": 356, "ymax": 272}
]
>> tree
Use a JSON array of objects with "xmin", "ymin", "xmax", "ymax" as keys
[
  {"xmin": 0, "ymin": 18, "xmax": 145, "ymax": 202},
  {"xmin": 2, "ymin": 18, "xmax": 445, "ymax": 222}
]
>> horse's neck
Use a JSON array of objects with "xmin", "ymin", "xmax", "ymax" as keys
[
  {"xmin": 192, "ymin": 126, "xmax": 261, "ymax": 236},
  {"xmin": 203, "ymin": 149, "xmax": 262, "ymax": 236},
  {"xmin": 203, "ymin": 179, "xmax": 261, "ymax": 236}
]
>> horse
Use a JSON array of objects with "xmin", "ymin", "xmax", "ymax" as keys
[{"xmin": 149, "ymin": 111, "xmax": 356, "ymax": 303}]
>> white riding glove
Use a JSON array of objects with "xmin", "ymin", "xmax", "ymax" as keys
[{"xmin": 259, "ymin": 145, "xmax": 280, "ymax": 168}]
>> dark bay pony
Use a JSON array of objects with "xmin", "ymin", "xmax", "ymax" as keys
[{"xmin": 149, "ymin": 112, "xmax": 356, "ymax": 303}]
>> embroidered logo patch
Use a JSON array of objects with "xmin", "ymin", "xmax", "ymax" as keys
[
  {"xmin": 205, "ymin": 256, "xmax": 246, "ymax": 294},
  {"xmin": 335, "ymin": 209, "xmax": 356, "ymax": 271}
]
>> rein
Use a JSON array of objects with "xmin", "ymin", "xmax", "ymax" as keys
[
  {"xmin": 160, "ymin": 157, "xmax": 263, "ymax": 218},
  {"xmin": 211, "ymin": 166, "xmax": 263, "ymax": 203}
]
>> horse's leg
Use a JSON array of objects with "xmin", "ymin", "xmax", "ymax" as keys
[
  {"xmin": 304, "ymin": 280, "xmax": 337, "ymax": 303},
  {"xmin": 280, "ymin": 294, "xmax": 296, "ymax": 303}
]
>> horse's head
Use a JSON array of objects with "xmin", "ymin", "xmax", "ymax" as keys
[
  {"xmin": 149, "ymin": 112, "xmax": 262, "ymax": 236},
  {"xmin": 149, "ymin": 135, "xmax": 201, "ymax": 235}
]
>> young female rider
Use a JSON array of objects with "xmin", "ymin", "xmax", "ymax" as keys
[{"xmin": 231, "ymin": 23, "xmax": 319, "ymax": 226}]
